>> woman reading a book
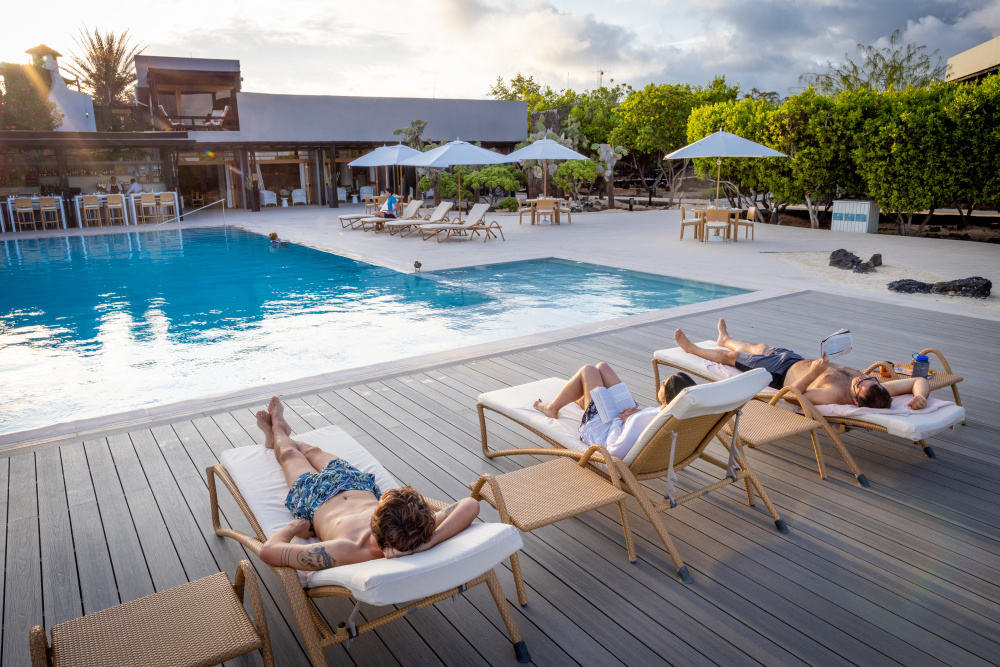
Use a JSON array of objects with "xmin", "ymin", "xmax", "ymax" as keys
[{"xmin": 533, "ymin": 363, "xmax": 696, "ymax": 459}]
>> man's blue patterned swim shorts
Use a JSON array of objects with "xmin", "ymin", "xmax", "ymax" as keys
[{"xmin": 285, "ymin": 458, "xmax": 381, "ymax": 523}]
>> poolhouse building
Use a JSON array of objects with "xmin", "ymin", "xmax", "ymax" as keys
[{"xmin": 0, "ymin": 51, "xmax": 526, "ymax": 226}]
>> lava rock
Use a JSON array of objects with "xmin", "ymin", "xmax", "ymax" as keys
[
  {"xmin": 869, "ymin": 253, "xmax": 882, "ymax": 267},
  {"xmin": 929, "ymin": 277, "xmax": 992, "ymax": 299},
  {"xmin": 888, "ymin": 279, "xmax": 933, "ymax": 294},
  {"xmin": 854, "ymin": 261, "xmax": 877, "ymax": 274},
  {"xmin": 829, "ymin": 248, "xmax": 863, "ymax": 270},
  {"xmin": 928, "ymin": 226, "xmax": 941, "ymax": 233},
  {"xmin": 947, "ymin": 233, "xmax": 972, "ymax": 241},
  {"xmin": 577, "ymin": 198, "xmax": 607, "ymax": 212}
]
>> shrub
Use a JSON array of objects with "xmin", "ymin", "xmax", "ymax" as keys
[{"xmin": 496, "ymin": 196, "xmax": 519, "ymax": 212}]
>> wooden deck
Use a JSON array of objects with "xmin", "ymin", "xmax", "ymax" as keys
[{"xmin": 3, "ymin": 291, "xmax": 999, "ymax": 667}]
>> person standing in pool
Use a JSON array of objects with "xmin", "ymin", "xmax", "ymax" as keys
[{"xmin": 257, "ymin": 397, "xmax": 479, "ymax": 569}]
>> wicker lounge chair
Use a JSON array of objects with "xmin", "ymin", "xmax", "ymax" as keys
[
  {"xmin": 384, "ymin": 201, "xmax": 452, "ymax": 236},
  {"xmin": 356, "ymin": 199, "xmax": 422, "ymax": 232},
  {"xmin": 30, "ymin": 560, "xmax": 273, "ymax": 667},
  {"xmin": 476, "ymin": 369, "xmax": 787, "ymax": 584},
  {"xmin": 652, "ymin": 341, "xmax": 966, "ymax": 487},
  {"xmin": 207, "ymin": 425, "xmax": 530, "ymax": 666},
  {"xmin": 419, "ymin": 203, "xmax": 504, "ymax": 242}
]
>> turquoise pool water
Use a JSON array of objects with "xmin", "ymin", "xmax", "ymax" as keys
[{"xmin": 0, "ymin": 228, "xmax": 748, "ymax": 435}]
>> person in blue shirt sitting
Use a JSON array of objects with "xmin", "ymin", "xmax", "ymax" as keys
[{"xmin": 373, "ymin": 187, "xmax": 399, "ymax": 219}]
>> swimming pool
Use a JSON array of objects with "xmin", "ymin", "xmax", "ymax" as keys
[{"xmin": 0, "ymin": 228, "xmax": 749, "ymax": 435}]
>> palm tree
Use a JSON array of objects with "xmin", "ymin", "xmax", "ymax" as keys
[{"xmin": 64, "ymin": 26, "xmax": 145, "ymax": 107}]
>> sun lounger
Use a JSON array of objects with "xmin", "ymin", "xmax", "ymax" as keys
[
  {"xmin": 652, "ymin": 341, "xmax": 966, "ymax": 487},
  {"xmin": 337, "ymin": 211, "xmax": 371, "ymax": 229},
  {"xmin": 419, "ymin": 203, "xmax": 504, "ymax": 242},
  {"xmin": 475, "ymin": 369, "xmax": 787, "ymax": 584},
  {"xmin": 207, "ymin": 425, "xmax": 530, "ymax": 666},
  {"xmin": 384, "ymin": 201, "xmax": 453, "ymax": 236},
  {"xmin": 355, "ymin": 199, "xmax": 423, "ymax": 231}
]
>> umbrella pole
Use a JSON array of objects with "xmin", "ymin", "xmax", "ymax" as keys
[
  {"xmin": 457, "ymin": 166, "xmax": 462, "ymax": 221},
  {"xmin": 715, "ymin": 158, "xmax": 721, "ymax": 205},
  {"xmin": 543, "ymin": 159, "xmax": 547, "ymax": 198}
]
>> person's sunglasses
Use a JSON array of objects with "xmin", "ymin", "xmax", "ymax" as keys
[{"xmin": 853, "ymin": 376, "xmax": 881, "ymax": 406}]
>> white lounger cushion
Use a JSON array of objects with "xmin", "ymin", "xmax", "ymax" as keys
[
  {"xmin": 220, "ymin": 425, "xmax": 522, "ymax": 605},
  {"xmin": 653, "ymin": 343, "xmax": 965, "ymax": 440},
  {"xmin": 478, "ymin": 370, "xmax": 770, "ymax": 466}
]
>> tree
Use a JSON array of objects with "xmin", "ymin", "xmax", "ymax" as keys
[
  {"xmin": 393, "ymin": 119, "xmax": 428, "ymax": 150},
  {"xmin": 64, "ymin": 26, "xmax": 144, "ymax": 107},
  {"xmin": 591, "ymin": 143, "xmax": 627, "ymax": 208},
  {"xmin": 488, "ymin": 73, "xmax": 577, "ymax": 130},
  {"xmin": 800, "ymin": 29, "xmax": 945, "ymax": 95},
  {"xmin": 566, "ymin": 83, "xmax": 628, "ymax": 149},
  {"xmin": 551, "ymin": 160, "xmax": 598, "ymax": 200},
  {"xmin": 464, "ymin": 164, "xmax": 525, "ymax": 207},
  {"xmin": 0, "ymin": 65, "xmax": 63, "ymax": 130},
  {"xmin": 941, "ymin": 74, "xmax": 1000, "ymax": 226}
]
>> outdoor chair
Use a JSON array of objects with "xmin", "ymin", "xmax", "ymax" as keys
[
  {"xmin": 260, "ymin": 190, "xmax": 278, "ymax": 207},
  {"xmin": 137, "ymin": 193, "xmax": 159, "ymax": 224},
  {"xmin": 384, "ymin": 201, "xmax": 452, "ymax": 236},
  {"xmin": 82, "ymin": 195, "xmax": 103, "ymax": 227},
  {"xmin": 516, "ymin": 198, "xmax": 532, "ymax": 224},
  {"xmin": 156, "ymin": 105, "xmax": 184, "ymax": 129},
  {"xmin": 679, "ymin": 206, "xmax": 703, "ymax": 240},
  {"xmin": 104, "ymin": 195, "xmax": 126, "ymax": 225},
  {"xmin": 534, "ymin": 199, "xmax": 555, "ymax": 224},
  {"xmin": 557, "ymin": 198, "xmax": 572, "ymax": 223},
  {"xmin": 362, "ymin": 195, "xmax": 375, "ymax": 215},
  {"xmin": 157, "ymin": 194, "xmax": 177, "ymax": 223},
  {"xmin": 358, "ymin": 199, "xmax": 422, "ymax": 232},
  {"xmin": 652, "ymin": 340, "xmax": 966, "ymax": 487},
  {"xmin": 734, "ymin": 206, "xmax": 756, "ymax": 241},
  {"xmin": 207, "ymin": 425, "xmax": 531, "ymax": 666},
  {"xmin": 418, "ymin": 203, "xmax": 504, "ymax": 242},
  {"xmin": 203, "ymin": 105, "xmax": 231, "ymax": 128},
  {"xmin": 337, "ymin": 187, "xmax": 347, "ymax": 202},
  {"xmin": 190, "ymin": 191, "xmax": 205, "ymax": 208},
  {"xmin": 291, "ymin": 189, "xmax": 307, "ymax": 205},
  {"xmin": 38, "ymin": 197, "xmax": 61, "ymax": 230},
  {"xmin": 476, "ymin": 369, "xmax": 787, "ymax": 585},
  {"xmin": 702, "ymin": 209, "xmax": 731, "ymax": 241},
  {"xmin": 29, "ymin": 560, "xmax": 274, "ymax": 667},
  {"xmin": 14, "ymin": 197, "xmax": 37, "ymax": 231}
]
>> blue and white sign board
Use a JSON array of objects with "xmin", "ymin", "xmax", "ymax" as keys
[{"xmin": 831, "ymin": 200, "xmax": 880, "ymax": 234}]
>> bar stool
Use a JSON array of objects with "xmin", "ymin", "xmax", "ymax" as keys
[
  {"xmin": 38, "ymin": 197, "xmax": 61, "ymax": 229},
  {"xmin": 14, "ymin": 198, "xmax": 37, "ymax": 231},
  {"xmin": 105, "ymin": 194, "xmax": 127, "ymax": 225},
  {"xmin": 137, "ymin": 193, "xmax": 159, "ymax": 224},
  {"xmin": 157, "ymin": 193, "xmax": 177, "ymax": 223},
  {"xmin": 82, "ymin": 195, "xmax": 103, "ymax": 226}
]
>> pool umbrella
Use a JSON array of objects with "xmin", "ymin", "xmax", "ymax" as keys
[
  {"xmin": 349, "ymin": 144, "xmax": 422, "ymax": 197},
  {"xmin": 503, "ymin": 138, "xmax": 589, "ymax": 198},
  {"xmin": 399, "ymin": 139, "xmax": 513, "ymax": 220},
  {"xmin": 664, "ymin": 131, "xmax": 785, "ymax": 204}
]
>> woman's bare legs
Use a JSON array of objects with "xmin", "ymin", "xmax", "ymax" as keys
[
  {"xmin": 533, "ymin": 363, "xmax": 612, "ymax": 418},
  {"xmin": 674, "ymin": 318, "xmax": 766, "ymax": 365},
  {"xmin": 263, "ymin": 397, "xmax": 338, "ymax": 488}
]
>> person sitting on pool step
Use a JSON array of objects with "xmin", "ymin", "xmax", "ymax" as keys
[{"xmin": 257, "ymin": 397, "xmax": 480, "ymax": 569}]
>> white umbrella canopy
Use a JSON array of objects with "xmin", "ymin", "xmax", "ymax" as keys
[
  {"xmin": 399, "ymin": 140, "xmax": 513, "ymax": 219},
  {"xmin": 664, "ymin": 131, "xmax": 786, "ymax": 203},
  {"xmin": 504, "ymin": 139, "xmax": 590, "ymax": 197},
  {"xmin": 349, "ymin": 144, "xmax": 423, "ymax": 194}
]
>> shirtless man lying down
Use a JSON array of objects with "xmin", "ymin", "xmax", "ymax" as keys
[
  {"xmin": 257, "ymin": 397, "xmax": 479, "ymax": 570},
  {"xmin": 673, "ymin": 319, "xmax": 930, "ymax": 410}
]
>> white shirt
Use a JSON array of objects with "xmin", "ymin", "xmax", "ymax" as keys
[
  {"xmin": 125, "ymin": 182, "xmax": 142, "ymax": 194},
  {"xmin": 580, "ymin": 406, "xmax": 661, "ymax": 459}
]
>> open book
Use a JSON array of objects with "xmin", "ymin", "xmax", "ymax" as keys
[
  {"xmin": 589, "ymin": 384, "xmax": 637, "ymax": 423},
  {"xmin": 821, "ymin": 329, "xmax": 852, "ymax": 359}
]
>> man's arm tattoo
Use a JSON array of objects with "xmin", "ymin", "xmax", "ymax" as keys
[
  {"xmin": 279, "ymin": 546, "xmax": 294, "ymax": 567},
  {"xmin": 296, "ymin": 545, "xmax": 337, "ymax": 569}
]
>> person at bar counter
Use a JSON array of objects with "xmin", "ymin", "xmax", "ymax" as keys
[
  {"xmin": 107, "ymin": 176, "xmax": 122, "ymax": 194},
  {"xmin": 125, "ymin": 178, "xmax": 142, "ymax": 195}
]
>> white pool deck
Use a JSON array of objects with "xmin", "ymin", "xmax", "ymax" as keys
[{"xmin": 2, "ymin": 204, "xmax": 997, "ymax": 450}]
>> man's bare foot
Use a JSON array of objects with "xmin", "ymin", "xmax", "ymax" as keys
[
  {"xmin": 256, "ymin": 410, "xmax": 276, "ymax": 449},
  {"xmin": 674, "ymin": 328, "xmax": 698, "ymax": 353},
  {"xmin": 532, "ymin": 399, "xmax": 559, "ymax": 419},
  {"xmin": 716, "ymin": 318, "xmax": 731, "ymax": 347},
  {"xmin": 268, "ymin": 396, "xmax": 292, "ymax": 437}
]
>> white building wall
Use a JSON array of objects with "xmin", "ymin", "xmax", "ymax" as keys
[{"xmin": 48, "ymin": 73, "xmax": 96, "ymax": 132}]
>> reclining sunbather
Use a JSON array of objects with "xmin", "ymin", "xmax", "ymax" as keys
[
  {"xmin": 533, "ymin": 362, "xmax": 696, "ymax": 458},
  {"xmin": 257, "ymin": 397, "xmax": 479, "ymax": 570},
  {"xmin": 674, "ymin": 318, "xmax": 929, "ymax": 410}
]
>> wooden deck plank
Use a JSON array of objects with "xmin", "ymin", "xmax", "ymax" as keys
[
  {"xmin": 35, "ymin": 447, "xmax": 83, "ymax": 628},
  {"xmin": 2, "ymin": 454, "xmax": 41, "ymax": 667},
  {"xmin": 0, "ymin": 459, "xmax": 8, "ymax": 642}
]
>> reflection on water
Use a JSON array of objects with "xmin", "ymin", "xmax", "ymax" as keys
[{"xmin": 0, "ymin": 229, "xmax": 748, "ymax": 435}]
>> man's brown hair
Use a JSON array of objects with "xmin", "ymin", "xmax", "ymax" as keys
[
  {"xmin": 371, "ymin": 486, "xmax": 435, "ymax": 553},
  {"xmin": 857, "ymin": 380, "xmax": 892, "ymax": 409}
]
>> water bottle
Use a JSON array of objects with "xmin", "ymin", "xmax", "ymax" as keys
[{"xmin": 911, "ymin": 353, "xmax": 930, "ymax": 378}]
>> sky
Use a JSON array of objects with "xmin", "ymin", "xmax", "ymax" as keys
[{"xmin": 3, "ymin": 0, "xmax": 999, "ymax": 100}]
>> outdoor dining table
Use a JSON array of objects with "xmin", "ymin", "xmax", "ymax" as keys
[
  {"xmin": 73, "ymin": 193, "xmax": 137, "ymax": 227},
  {"xmin": 689, "ymin": 206, "xmax": 743, "ymax": 242},
  {"xmin": 3, "ymin": 195, "xmax": 68, "ymax": 232},
  {"xmin": 525, "ymin": 197, "xmax": 564, "ymax": 225}
]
